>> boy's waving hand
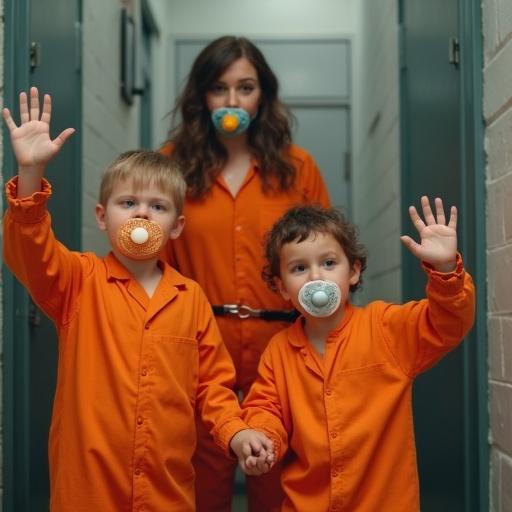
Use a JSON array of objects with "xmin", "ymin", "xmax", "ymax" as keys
[
  {"xmin": 400, "ymin": 196, "xmax": 457, "ymax": 273},
  {"xmin": 2, "ymin": 87, "xmax": 74, "ymax": 197}
]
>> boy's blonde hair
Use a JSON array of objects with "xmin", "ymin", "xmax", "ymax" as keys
[{"xmin": 99, "ymin": 150, "xmax": 187, "ymax": 214}]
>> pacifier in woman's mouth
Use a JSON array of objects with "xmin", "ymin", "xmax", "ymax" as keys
[
  {"xmin": 298, "ymin": 280, "xmax": 341, "ymax": 317},
  {"xmin": 211, "ymin": 107, "xmax": 251, "ymax": 137},
  {"xmin": 117, "ymin": 218, "xmax": 165, "ymax": 260}
]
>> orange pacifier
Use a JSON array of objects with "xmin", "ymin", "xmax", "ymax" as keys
[
  {"xmin": 211, "ymin": 107, "xmax": 251, "ymax": 137},
  {"xmin": 221, "ymin": 113, "xmax": 239, "ymax": 133},
  {"xmin": 117, "ymin": 218, "xmax": 165, "ymax": 260}
]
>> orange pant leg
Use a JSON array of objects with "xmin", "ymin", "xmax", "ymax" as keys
[
  {"xmin": 194, "ymin": 416, "xmax": 284, "ymax": 512},
  {"xmin": 194, "ymin": 415, "xmax": 285, "ymax": 511},
  {"xmin": 246, "ymin": 461, "xmax": 285, "ymax": 512},
  {"xmin": 194, "ymin": 317, "xmax": 286, "ymax": 510},
  {"xmin": 193, "ymin": 414, "xmax": 237, "ymax": 512}
]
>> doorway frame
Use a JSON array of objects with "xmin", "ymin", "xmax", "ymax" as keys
[
  {"xmin": 2, "ymin": 1, "xmax": 32, "ymax": 509},
  {"xmin": 398, "ymin": 0, "xmax": 488, "ymax": 510},
  {"xmin": 2, "ymin": 0, "xmax": 83, "ymax": 509},
  {"xmin": 458, "ymin": 1, "xmax": 488, "ymax": 509}
]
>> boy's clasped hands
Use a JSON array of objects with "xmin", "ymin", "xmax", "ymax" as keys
[{"xmin": 230, "ymin": 429, "xmax": 275, "ymax": 475}]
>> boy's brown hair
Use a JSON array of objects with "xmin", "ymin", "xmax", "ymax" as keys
[
  {"xmin": 262, "ymin": 205, "xmax": 368, "ymax": 292},
  {"xmin": 99, "ymin": 150, "xmax": 187, "ymax": 214}
]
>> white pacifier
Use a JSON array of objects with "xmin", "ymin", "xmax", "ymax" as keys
[
  {"xmin": 117, "ymin": 218, "xmax": 165, "ymax": 260},
  {"xmin": 298, "ymin": 280, "xmax": 341, "ymax": 317},
  {"xmin": 130, "ymin": 226, "xmax": 149, "ymax": 244}
]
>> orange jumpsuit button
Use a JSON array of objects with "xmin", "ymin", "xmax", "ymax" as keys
[
  {"xmin": 141, "ymin": 368, "xmax": 148, "ymax": 376},
  {"xmin": 330, "ymin": 431, "xmax": 337, "ymax": 439},
  {"xmin": 137, "ymin": 416, "xmax": 144, "ymax": 425},
  {"xmin": 325, "ymin": 388, "xmax": 332, "ymax": 395},
  {"xmin": 134, "ymin": 468, "xmax": 141, "ymax": 476}
]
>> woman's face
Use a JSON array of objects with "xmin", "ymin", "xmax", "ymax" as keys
[{"xmin": 205, "ymin": 57, "xmax": 261, "ymax": 119}]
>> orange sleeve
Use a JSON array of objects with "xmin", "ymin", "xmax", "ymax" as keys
[
  {"xmin": 241, "ymin": 343, "xmax": 289, "ymax": 461},
  {"xmin": 292, "ymin": 146, "xmax": 330, "ymax": 208},
  {"xmin": 192, "ymin": 284, "xmax": 250, "ymax": 453},
  {"xmin": 379, "ymin": 254, "xmax": 475, "ymax": 377},
  {"xmin": 3, "ymin": 177, "xmax": 85, "ymax": 327}
]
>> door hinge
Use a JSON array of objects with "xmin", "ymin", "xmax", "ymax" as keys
[
  {"xmin": 29, "ymin": 41, "xmax": 42, "ymax": 72},
  {"xmin": 449, "ymin": 37, "xmax": 459, "ymax": 66}
]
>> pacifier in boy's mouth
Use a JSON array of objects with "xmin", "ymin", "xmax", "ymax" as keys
[
  {"xmin": 117, "ymin": 218, "xmax": 165, "ymax": 260},
  {"xmin": 211, "ymin": 107, "xmax": 251, "ymax": 137},
  {"xmin": 298, "ymin": 280, "xmax": 341, "ymax": 317}
]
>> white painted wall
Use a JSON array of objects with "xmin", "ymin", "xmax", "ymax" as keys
[
  {"xmin": 152, "ymin": 0, "xmax": 360, "ymax": 147},
  {"xmin": 82, "ymin": 0, "xmax": 140, "ymax": 253},
  {"xmin": 164, "ymin": 0, "xmax": 358, "ymax": 34},
  {"xmin": 352, "ymin": 0, "xmax": 401, "ymax": 303}
]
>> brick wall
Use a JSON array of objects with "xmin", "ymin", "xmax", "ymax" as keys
[
  {"xmin": 482, "ymin": 0, "xmax": 512, "ymax": 510},
  {"xmin": 0, "ymin": 0, "xmax": 5, "ymax": 505},
  {"xmin": 352, "ymin": 0, "xmax": 402, "ymax": 304}
]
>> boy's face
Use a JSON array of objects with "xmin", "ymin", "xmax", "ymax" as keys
[
  {"xmin": 95, "ymin": 179, "xmax": 184, "ymax": 257},
  {"xmin": 276, "ymin": 232, "xmax": 361, "ymax": 317}
]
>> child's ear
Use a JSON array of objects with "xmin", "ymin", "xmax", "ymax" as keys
[
  {"xmin": 349, "ymin": 260, "xmax": 362, "ymax": 286},
  {"xmin": 169, "ymin": 215, "xmax": 185, "ymax": 240},
  {"xmin": 275, "ymin": 277, "xmax": 290, "ymax": 301},
  {"xmin": 95, "ymin": 204, "xmax": 107, "ymax": 231}
]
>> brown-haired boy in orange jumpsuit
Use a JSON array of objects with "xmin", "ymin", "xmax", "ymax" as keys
[
  {"xmin": 3, "ymin": 87, "xmax": 274, "ymax": 512},
  {"xmin": 242, "ymin": 203, "xmax": 475, "ymax": 511}
]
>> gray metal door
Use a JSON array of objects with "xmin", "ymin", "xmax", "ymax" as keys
[
  {"xmin": 174, "ymin": 38, "xmax": 352, "ymax": 213},
  {"xmin": 2, "ymin": 1, "xmax": 82, "ymax": 510}
]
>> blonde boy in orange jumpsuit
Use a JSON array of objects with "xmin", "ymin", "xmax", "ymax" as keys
[
  {"xmin": 242, "ymin": 203, "xmax": 475, "ymax": 511},
  {"xmin": 2, "ymin": 88, "xmax": 275, "ymax": 512}
]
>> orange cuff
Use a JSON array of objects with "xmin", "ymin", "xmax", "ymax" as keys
[{"xmin": 6, "ymin": 177, "xmax": 52, "ymax": 223}]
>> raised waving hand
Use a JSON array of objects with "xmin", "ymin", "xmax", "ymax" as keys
[
  {"xmin": 3, "ymin": 87, "xmax": 74, "ymax": 197},
  {"xmin": 400, "ymin": 196, "xmax": 457, "ymax": 273}
]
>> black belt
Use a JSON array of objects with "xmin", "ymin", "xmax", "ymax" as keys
[{"xmin": 212, "ymin": 304, "xmax": 299, "ymax": 322}]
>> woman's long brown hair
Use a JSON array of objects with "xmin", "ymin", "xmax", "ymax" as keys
[{"xmin": 167, "ymin": 36, "xmax": 297, "ymax": 199}]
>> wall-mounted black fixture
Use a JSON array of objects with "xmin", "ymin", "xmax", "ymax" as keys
[{"xmin": 120, "ymin": 8, "xmax": 144, "ymax": 105}]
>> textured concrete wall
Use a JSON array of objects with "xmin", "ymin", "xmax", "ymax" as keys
[
  {"xmin": 483, "ymin": 0, "xmax": 512, "ymax": 509},
  {"xmin": 0, "ymin": 0, "xmax": 5, "ymax": 505}
]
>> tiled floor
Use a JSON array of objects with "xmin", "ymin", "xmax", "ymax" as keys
[
  {"xmin": 232, "ymin": 493, "xmax": 248, "ymax": 511},
  {"xmin": 232, "ymin": 468, "xmax": 248, "ymax": 511}
]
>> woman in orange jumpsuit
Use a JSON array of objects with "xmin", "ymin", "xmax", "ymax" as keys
[{"xmin": 161, "ymin": 36, "xmax": 330, "ymax": 511}]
